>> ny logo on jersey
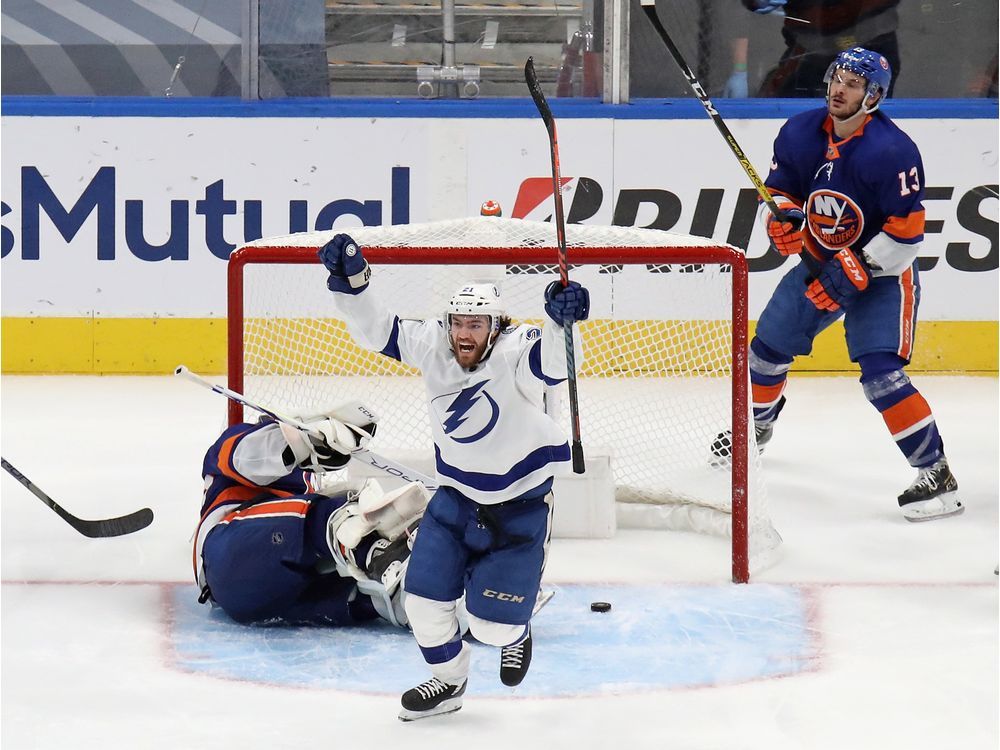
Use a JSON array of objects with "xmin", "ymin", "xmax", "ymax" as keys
[
  {"xmin": 434, "ymin": 381, "xmax": 501, "ymax": 444},
  {"xmin": 806, "ymin": 189, "xmax": 865, "ymax": 250}
]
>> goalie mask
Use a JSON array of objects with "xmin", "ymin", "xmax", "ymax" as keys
[
  {"xmin": 824, "ymin": 47, "xmax": 892, "ymax": 115},
  {"xmin": 445, "ymin": 282, "xmax": 505, "ymax": 365}
]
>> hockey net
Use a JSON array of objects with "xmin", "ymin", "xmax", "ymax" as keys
[{"xmin": 228, "ymin": 218, "xmax": 779, "ymax": 581}]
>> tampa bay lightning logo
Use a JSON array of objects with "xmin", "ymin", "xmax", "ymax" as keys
[{"xmin": 434, "ymin": 381, "xmax": 500, "ymax": 444}]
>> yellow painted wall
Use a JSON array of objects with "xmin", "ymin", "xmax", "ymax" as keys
[{"xmin": 2, "ymin": 317, "xmax": 996, "ymax": 374}]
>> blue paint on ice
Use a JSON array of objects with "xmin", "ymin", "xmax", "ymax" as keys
[{"xmin": 168, "ymin": 583, "xmax": 815, "ymax": 696}]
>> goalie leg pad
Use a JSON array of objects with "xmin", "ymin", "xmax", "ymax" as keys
[{"xmin": 360, "ymin": 481, "xmax": 430, "ymax": 541}]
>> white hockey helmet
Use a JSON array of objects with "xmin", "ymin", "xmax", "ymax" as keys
[{"xmin": 445, "ymin": 282, "xmax": 505, "ymax": 356}]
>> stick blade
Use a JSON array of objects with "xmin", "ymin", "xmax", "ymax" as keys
[
  {"xmin": 524, "ymin": 57, "xmax": 552, "ymax": 125},
  {"xmin": 71, "ymin": 507, "xmax": 155, "ymax": 538}
]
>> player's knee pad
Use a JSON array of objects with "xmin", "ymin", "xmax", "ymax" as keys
[
  {"xmin": 466, "ymin": 613, "xmax": 527, "ymax": 647},
  {"xmin": 403, "ymin": 594, "xmax": 460, "ymax": 647},
  {"xmin": 858, "ymin": 353, "xmax": 911, "ymax": 404},
  {"xmin": 749, "ymin": 336, "xmax": 793, "ymax": 377}
]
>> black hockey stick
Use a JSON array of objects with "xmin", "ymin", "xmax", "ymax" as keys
[
  {"xmin": 637, "ymin": 0, "xmax": 820, "ymax": 274},
  {"xmin": 525, "ymin": 56, "xmax": 586, "ymax": 475},
  {"xmin": 1, "ymin": 457, "xmax": 154, "ymax": 538}
]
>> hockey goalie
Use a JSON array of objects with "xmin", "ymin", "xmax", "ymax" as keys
[{"xmin": 193, "ymin": 402, "xmax": 428, "ymax": 629}]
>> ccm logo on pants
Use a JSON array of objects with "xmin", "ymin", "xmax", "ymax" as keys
[{"xmin": 483, "ymin": 589, "xmax": 526, "ymax": 603}]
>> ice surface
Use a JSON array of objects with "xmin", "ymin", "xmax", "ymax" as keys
[{"xmin": 2, "ymin": 374, "xmax": 997, "ymax": 749}]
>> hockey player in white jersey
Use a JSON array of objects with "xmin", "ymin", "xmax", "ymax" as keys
[{"xmin": 319, "ymin": 233, "xmax": 590, "ymax": 721}]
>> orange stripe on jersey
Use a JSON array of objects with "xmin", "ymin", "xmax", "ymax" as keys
[
  {"xmin": 884, "ymin": 211, "xmax": 925, "ymax": 240},
  {"xmin": 216, "ymin": 433, "xmax": 245, "ymax": 483},
  {"xmin": 881, "ymin": 392, "xmax": 932, "ymax": 437},
  {"xmin": 897, "ymin": 267, "xmax": 916, "ymax": 360},
  {"xmin": 752, "ymin": 381, "xmax": 786, "ymax": 407},
  {"xmin": 192, "ymin": 487, "xmax": 299, "ymax": 581},
  {"xmin": 222, "ymin": 498, "xmax": 310, "ymax": 523},
  {"xmin": 202, "ymin": 485, "xmax": 262, "ymax": 518}
]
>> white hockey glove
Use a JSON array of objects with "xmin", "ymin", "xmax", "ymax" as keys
[{"xmin": 279, "ymin": 401, "xmax": 379, "ymax": 474}]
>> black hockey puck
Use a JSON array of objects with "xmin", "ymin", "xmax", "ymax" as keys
[{"xmin": 590, "ymin": 601, "xmax": 611, "ymax": 613}]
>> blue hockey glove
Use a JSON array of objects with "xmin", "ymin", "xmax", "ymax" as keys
[
  {"xmin": 318, "ymin": 234, "xmax": 371, "ymax": 294},
  {"xmin": 544, "ymin": 280, "xmax": 590, "ymax": 324},
  {"xmin": 805, "ymin": 248, "xmax": 871, "ymax": 312},
  {"xmin": 750, "ymin": 0, "xmax": 787, "ymax": 14},
  {"xmin": 723, "ymin": 70, "xmax": 749, "ymax": 98}
]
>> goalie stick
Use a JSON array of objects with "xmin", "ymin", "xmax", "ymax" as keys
[
  {"xmin": 174, "ymin": 365, "xmax": 439, "ymax": 491},
  {"xmin": 1, "ymin": 457, "xmax": 154, "ymax": 538},
  {"xmin": 637, "ymin": 0, "xmax": 821, "ymax": 275},
  {"xmin": 524, "ymin": 56, "xmax": 586, "ymax": 475}
]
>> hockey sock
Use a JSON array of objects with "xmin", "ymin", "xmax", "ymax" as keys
[
  {"xmin": 749, "ymin": 337, "xmax": 792, "ymax": 425},
  {"xmin": 859, "ymin": 355, "xmax": 943, "ymax": 468}
]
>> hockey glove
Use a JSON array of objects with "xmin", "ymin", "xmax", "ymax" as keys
[
  {"xmin": 280, "ymin": 415, "xmax": 374, "ymax": 474},
  {"xmin": 318, "ymin": 233, "xmax": 371, "ymax": 295},
  {"xmin": 805, "ymin": 248, "xmax": 871, "ymax": 312},
  {"xmin": 766, "ymin": 207, "xmax": 806, "ymax": 256},
  {"xmin": 544, "ymin": 280, "xmax": 591, "ymax": 325}
]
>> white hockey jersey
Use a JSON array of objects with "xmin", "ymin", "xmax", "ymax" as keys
[{"xmin": 332, "ymin": 290, "xmax": 582, "ymax": 504}]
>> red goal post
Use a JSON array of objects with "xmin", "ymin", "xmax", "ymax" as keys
[{"xmin": 227, "ymin": 218, "xmax": 773, "ymax": 582}]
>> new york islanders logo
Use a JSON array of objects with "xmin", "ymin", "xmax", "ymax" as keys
[
  {"xmin": 433, "ymin": 381, "xmax": 500, "ymax": 444},
  {"xmin": 806, "ymin": 189, "xmax": 865, "ymax": 251}
]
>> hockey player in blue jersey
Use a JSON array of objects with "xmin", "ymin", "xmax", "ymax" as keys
[
  {"xmin": 195, "ymin": 404, "xmax": 430, "ymax": 629},
  {"xmin": 319, "ymin": 233, "xmax": 590, "ymax": 720},
  {"xmin": 714, "ymin": 47, "xmax": 962, "ymax": 522}
]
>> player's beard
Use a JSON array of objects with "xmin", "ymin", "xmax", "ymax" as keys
[{"xmin": 451, "ymin": 335, "xmax": 490, "ymax": 368}]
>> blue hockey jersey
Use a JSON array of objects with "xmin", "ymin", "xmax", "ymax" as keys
[{"xmin": 766, "ymin": 108, "xmax": 925, "ymax": 277}]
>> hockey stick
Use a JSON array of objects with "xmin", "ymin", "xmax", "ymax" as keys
[
  {"xmin": 524, "ymin": 56, "xmax": 586, "ymax": 475},
  {"xmin": 174, "ymin": 366, "xmax": 439, "ymax": 491},
  {"xmin": 1, "ymin": 457, "xmax": 154, "ymax": 538},
  {"xmin": 637, "ymin": 0, "xmax": 820, "ymax": 274}
]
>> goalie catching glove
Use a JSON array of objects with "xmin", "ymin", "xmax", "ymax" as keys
[
  {"xmin": 805, "ymin": 248, "xmax": 871, "ymax": 312},
  {"xmin": 279, "ymin": 401, "xmax": 378, "ymax": 474}
]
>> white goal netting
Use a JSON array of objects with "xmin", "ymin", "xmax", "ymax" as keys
[{"xmin": 230, "ymin": 218, "xmax": 779, "ymax": 579}]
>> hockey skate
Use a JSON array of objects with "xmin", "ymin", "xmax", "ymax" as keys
[
  {"xmin": 399, "ymin": 677, "xmax": 466, "ymax": 721},
  {"xmin": 365, "ymin": 533, "xmax": 411, "ymax": 585},
  {"xmin": 499, "ymin": 626, "xmax": 532, "ymax": 687},
  {"xmin": 897, "ymin": 458, "xmax": 964, "ymax": 522}
]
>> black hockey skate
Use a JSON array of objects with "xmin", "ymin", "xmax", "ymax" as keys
[
  {"xmin": 897, "ymin": 458, "xmax": 964, "ymax": 522},
  {"xmin": 365, "ymin": 533, "xmax": 411, "ymax": 584},
  {"xmin": 500, "ymin": 627, "xmax": 532, "ymax": 687},
  {"xmin": 399, "ymin": 677, "xmax": 466, "ymax": 722}
]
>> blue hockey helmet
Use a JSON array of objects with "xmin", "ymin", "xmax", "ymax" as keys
[{"xmin": 824, "ymin": 47, "xmax": 892, "ymax": 113}]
